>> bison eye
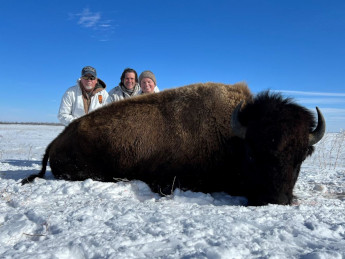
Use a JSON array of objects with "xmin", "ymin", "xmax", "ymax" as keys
[
  {"xmin": 307, "ymin": 146, "xmax": 315, "ymax": 156},
  {"xmin": 301, "ymin": 147, "xmax": 314, "ymax": 162}
]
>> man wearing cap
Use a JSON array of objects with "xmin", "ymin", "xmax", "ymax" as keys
[
  {"xmin": 138, "ymin": 70, "xmax": 160, "ymax": 94},
  {"xmin": 58, "ymin": 66, "xmax": 110, "ymax": 126}
]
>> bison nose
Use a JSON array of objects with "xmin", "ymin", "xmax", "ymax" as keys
[
  {"xmin": 250, "ymin": 193, "xmax": 291, "ymax": 206},
  {"xmin": 272, "ymin": 193, "xmax": 291, "ymax": 205}
]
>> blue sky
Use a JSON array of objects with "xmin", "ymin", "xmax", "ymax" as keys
[{"xmin": 1, "ymin": 0, "xmax": 344, "ymax": 132}]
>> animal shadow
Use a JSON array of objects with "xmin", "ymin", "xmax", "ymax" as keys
[{"xmin": 0, "ymin": 159, "xmax": 54, "ymax": 181}]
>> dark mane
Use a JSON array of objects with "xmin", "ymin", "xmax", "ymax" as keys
[
  {"xmin": 256, "ymin": 90, "xmax": 294, "ymax": 106},
  {"xmin": 240, "ymin": 90, "xmax": 316, "ymax": 131}
]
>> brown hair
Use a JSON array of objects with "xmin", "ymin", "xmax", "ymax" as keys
[{"xmin": 119, "ymin": 68, "xmax": 138, "ymax": 86}]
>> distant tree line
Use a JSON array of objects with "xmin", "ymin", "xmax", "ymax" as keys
[{"xmin": 0, "ymin": 121, "xmax": 63, "ymax": 126}]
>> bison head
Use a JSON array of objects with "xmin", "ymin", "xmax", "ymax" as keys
[{"xmin": 230, "ymin": 92, "xmax": 325, "ymax": 206}]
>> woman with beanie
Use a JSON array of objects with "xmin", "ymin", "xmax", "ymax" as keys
[{"xmin": 139, "ymin": 70, "xmax": 160, "ymax": 94}]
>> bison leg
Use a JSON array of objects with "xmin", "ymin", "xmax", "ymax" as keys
[{"xmin": 49, "ymin": 153, "xmax": 112, "ymax": 182}]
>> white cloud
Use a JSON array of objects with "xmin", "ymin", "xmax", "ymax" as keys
[
  {"xmin": 69, "ymin": 8, "xmax": 115, "ymax": 41},
  {"xmin": 99, "ymin": 23, "xmax": 112, "ymax": 28},
  {"xmin": 276, "ymin": 90, "xmax": 345, "ymax": 97},
  {"xmin": 320, "ymin": 107, "xmax": 345, "ymax": 113},
  {"xmin": 295, "ymin": 98, "xmax": 345, "ymax": 104},
  {"xmin": 77, "ymin": 8, "xmax": 101, "ymax": 28}
]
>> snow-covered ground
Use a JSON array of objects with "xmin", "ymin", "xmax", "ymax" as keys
[{"xmin": 1, "ymin": 124, "xmax": 344, "ymax": 259}]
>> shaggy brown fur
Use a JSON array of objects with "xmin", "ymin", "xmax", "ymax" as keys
[{"xmin": 22, "ymin": 82, "xmax": 324, "ymax": 206}]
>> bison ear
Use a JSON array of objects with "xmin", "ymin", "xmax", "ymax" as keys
[
  {"xmin": 231, "ymin": 101, "xmax": 247, "ymax": 139},
  {"xmin": 308, "ymin": 107, "xmax": 326, "ymax": 146}
]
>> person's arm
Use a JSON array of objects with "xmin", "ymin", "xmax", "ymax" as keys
[
  {"xmin": 57, "ymin": 90, "xmax": 77, "ymax": 126},
  {"xmin": 108, "ymin": 87, "xmax": 123, "ymax": 102},
  {"xmin": 103, "ymin": 91, "xmax": 112, "ymax": 105}
]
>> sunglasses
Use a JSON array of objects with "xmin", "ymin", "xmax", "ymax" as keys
[{"xmin": 82, "ymin": 76, "xmax": 96, "ymax": 80}]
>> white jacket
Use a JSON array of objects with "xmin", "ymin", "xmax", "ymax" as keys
[
  {"xmin": 58, "ymin": 79, "xmax": 110, "ymax": 126},
  {"xmin": 109, "ymin": 84, "xmax": 160, "ymax": 102},
  {"xmin": 108, "ymin": 83, "xmax": 141, "ymax": 102}
]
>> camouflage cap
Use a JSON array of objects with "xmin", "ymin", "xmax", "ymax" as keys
[{"xmin": 81, "ymin": 66, "xmax": 97, "ymax": 77}]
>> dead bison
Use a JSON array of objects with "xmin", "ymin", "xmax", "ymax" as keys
[{"xmin": 22, "ymin": 82, "xmax": 325, "ymax": 206}]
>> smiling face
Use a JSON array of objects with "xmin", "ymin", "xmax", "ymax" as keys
[
  {"xmin": 140, "ymin": 77, "xmax": 155, "ymax": 93},
  {"xmin": 123, "ymin": 72, "xmax": 136, "ymax": 90}
]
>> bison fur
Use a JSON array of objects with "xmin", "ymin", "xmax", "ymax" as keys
[{"xmin": 22, "ymin": 82, "xmax": 325, "ymax": 206}]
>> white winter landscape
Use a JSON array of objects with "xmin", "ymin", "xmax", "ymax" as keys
[{"xmin": 0, "ymin": 123, "xmax": 345, "ymax": 259}]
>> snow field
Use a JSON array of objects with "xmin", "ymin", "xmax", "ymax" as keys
[{"xmin": 0, "ymin": 124, "xmax": 344, "ymax": 258}]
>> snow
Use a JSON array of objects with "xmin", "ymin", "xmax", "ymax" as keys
[{"xmin": 1, "ymin": 124, "xmax": 345, "ymax": 259}]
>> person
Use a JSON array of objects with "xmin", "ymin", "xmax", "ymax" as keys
[
  {"xmin": 58, "ymin": 66, "xmax": 110, "ymax": 126},
  {"xmin": 138, "ymin": 70, "xmax": 160, "ymax": 94},
  {"xmin": 108, "ymin": 68, "xmax": 141, "ymax": 102}
]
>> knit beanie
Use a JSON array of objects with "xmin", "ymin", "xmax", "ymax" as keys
[{"xmin": 139, "ymin": 70, "xmax": 156, "ymax": 86}]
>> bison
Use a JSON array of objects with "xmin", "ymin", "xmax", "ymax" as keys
[{"xmin": 22, "ymin": 82, "xmax": 325, "ymax": 206}]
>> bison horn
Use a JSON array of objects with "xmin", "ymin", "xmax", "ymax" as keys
[
  {"xmin": 231, "ymin": 101, "xmax": 247, "ymax": 139},
  {"xmin": 309, "ymin": 107, "xmax": 326, "ymax": 146}
]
